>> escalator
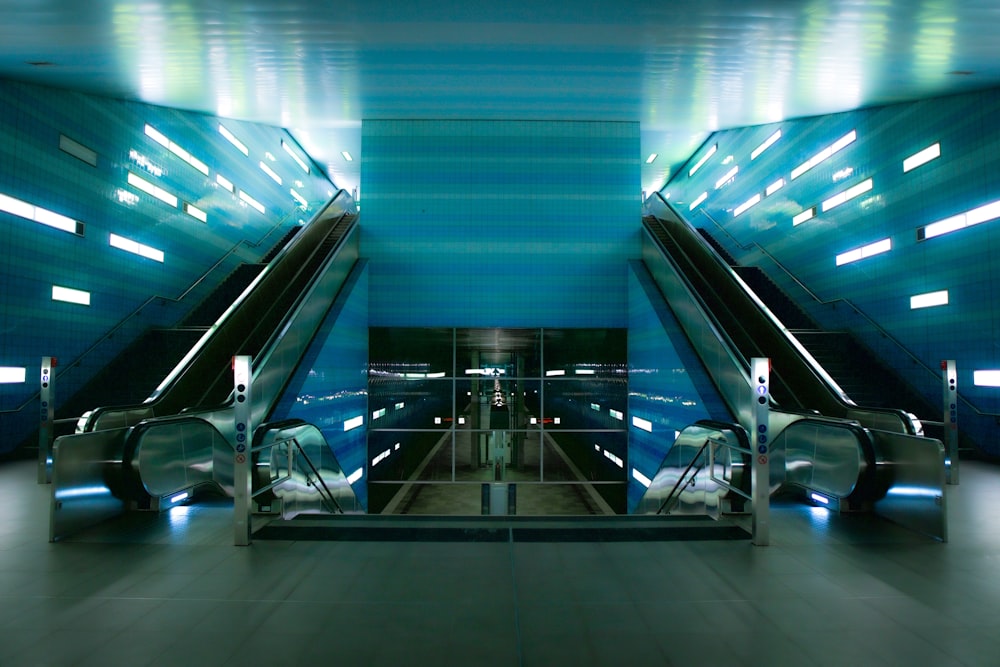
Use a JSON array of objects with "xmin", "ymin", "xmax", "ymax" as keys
[{"xmin": 50, "ymin": 191, "xmax": 364, "ymax": 539}]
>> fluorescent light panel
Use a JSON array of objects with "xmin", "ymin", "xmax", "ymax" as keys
[
  {"xmin": 973, "ymin": 370, "xmax": 1000, "ymax": 387},
  {"xmin": 836, "ymin": 238, "xmax": 892, "ymax": 266},
  {"xmin": 343, "ymin": 415, "xmax": 364, "ymax": 431},
  {"xmin": 290, "ymin": 188, "xmax": 308, "ymax": 207},
  {"xmin": 183, "ymin": 202, "xmax": 207, "ymax": 222},
  {"xmin": 109, "ymin": 233, "xmax": 164, "ymax": 263},
  {"xmin": 689, "ymin": 191, "xmax": 708, "ymax": 210},
  {"xmin": 791, "ymin": 130, "xmax": 857, "ymax": 179},
  {"xmin": 645, "ymin": 153, "xmax": 658, "ymax": 164},
  {"xmin": 219, "ymin": 124, "xmax": 249, "ymax": 156},
  {"xmin": 910, "ymin": 290, "xmax": 949, "ymax": 309},
  {"xmin": 341, "ymin": 151, "xmax": 353, "ymax": 162},
  {"xmin": 346, "ymin": 468, "xmax": 363, "ymax": 484},
  {"xmin": 0, "ymin": 193, "xmax": 83, "ymax": 235},
  {"xmin": 216, "ymin": 174, "xmax": 235, "ymax": 193},
  {"xmin": 52, "ymin": 285, "xmax": 90, "ymax": 305},
  {"xmin": 751, "ymin": 130, "xmax": 782, "ymax": 160},
  {"xmin": 765, "ymin": 178, "xmax": 785, "ymax": 196},
  {"xmin": 715, "ymin": 165, "xmax": 739, "ymax": 190},
  {"xmin": 903, "ymin": 143, "xmax": 941, "ymax": 172},
  {"xmin": 733, "ymin": 193, "xmax": 761, "ymax": 217},
  {"xmin": 145, "ymin": 124, "xmax": 208, "ymax": 175},
  {"xmin": 0, "ymin": 367, "xmax": 27, "ymax": 383},
  {"xmin": 632, "ymin": 416, "xmax": 653, "ymax": 432},
  {"xmin": 282, "ymin": 140, "xmax": 310, "ymax": 173},
  {"xmin": 259, "ymin": 161, "xmax": 282, "ymax": 185},
  {"xmin": 921, "ymin": 199, "xmax": 1000, "ymax": 240},
  {"xmin": 792, "ymin": 207, "xmax": 816, "ymax": 226},
  {"xmin": 127, "ymin": 172, "xmax": 177, "ymax": 207},
  {"xmin": 239, "ymin": 190, "xmax": 265, "ymax": 214},
  {"xmin": 821, "ymin": 178, "xmax": 873, "ymax": 212},
  {"xmin": 688, "ymin": 144, "xmax": 717, "ymax": 176},
  {"xmin": 632, "ymin": 468, "xmax": 652, "ymax": 488}
]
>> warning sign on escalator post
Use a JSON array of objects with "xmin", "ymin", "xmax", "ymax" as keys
[
  {"xmin": 233, "ymin": 355, "xmax": 252, "ymax": 546},
  {"xmin": 751, "ymin": 357, "xmax": 770, "ymax": 546}
]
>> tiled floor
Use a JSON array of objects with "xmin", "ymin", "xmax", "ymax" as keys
[{"xmin": 2, "ymin": 457, "xmax": 1000, "ymax": 666}]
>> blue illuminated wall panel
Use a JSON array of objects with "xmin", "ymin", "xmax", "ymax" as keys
[
  {"xmin": 626, "ymin": 261, "xmax": 731, "ymax": 512},
  {"xmin": 655, "ymin": 87, "xmax": 1000, "ymax": 454},
  {"xmin": 270, "ymin": 263, "xmax": 369, "ymax": 510},
  {"xmin": 0, "ymin": 79, "xmax": 336, "ymax": 451},
  {"xmin": 361, "ymin": 120, "xmax": 640, "ymax": 328}
]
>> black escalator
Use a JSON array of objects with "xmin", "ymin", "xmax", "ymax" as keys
[
  {"xmin": 644, "ymin": 201, "xmax": 914, "ymax": 433},
  {"xmin": 698, "ymin": 227, "xmax": 937, "ymax": 432},
  {"xmin": 85, "ymin": 195, "xmax": 356, "ymax": 430}
]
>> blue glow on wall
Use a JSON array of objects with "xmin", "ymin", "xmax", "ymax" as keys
[{"xmin": 361, "ymin": 120, "xmax": 640, "ymax": 328}]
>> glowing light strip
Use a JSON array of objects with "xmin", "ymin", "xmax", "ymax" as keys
[
  {"xmin": 216, "ymin": 174, "xmax": 235, "ymax": 193},
  {"xmin": 836, "ymin": 238, "xmax": 892, "ymax": 266},
  {"xmin": 239, "ymin": 190, "xmax": 265, "ymax": 214},
  {"xmin": 545, "ymin": 370, "xmax": 566, "ymax": 376},
  {"xmin": 341, "ymin": 151, "xmax": 353, "ymax": 162},
  {"xmin": 715, "ymin": 166, "xmax": 739, "ymax": 190},
  {"xmin": 792, "ymin": 207, "xmax": 816, "ymax": 226},
  {"xmin": 910, "ymin": 290, "xmax": 949, "ymax": 309},
  {"xmin": 921, "ymin": 200, "xmax": 1000, "ymax": 240},
  {"xmin": 733, "ymin": 193, "xmax": 761, "ymax": 217},
  {"xmin": 0, "ymin": 193, "xmax": 82, "ymax": 235},
  {"xmin": 791, "ymin": 130, "xmax": 856, "ymax": 179},
  {"xmin": 52, "ymin": 285, "xmax": 90, "ymax": 305},
  {"xmin": 282, "ymin": 139, "xmax": 310, "ymax": 173},
  {"xmin": 645, "ymin": 153, "xmax": 658, "ymax": 164},
  {"xmin": 109, "ymin": 233, "xmax": 164, "ymax": 263},
  {"xmin": 0, "ymin": 367, "xmax": 27, "ymax": 383},
  {"xmin": 603, "ymin": 449, "xmax": 624, "ymax": 468},
  {"xmin": 973, "ymin": 370, "xmax": 1000, "ymax": 387},
  {"xmin": 610, "ymin": 409, "xmax": 624, "ymax": 421},
  {"xmin": 145, "ymin": 124, "xmax": 208, "ymax": 175},
  {"xmin": 810, "ymin": 492, "xmax": 830, "ymax": 505},
  {"xmin": 688, "ymin": 144, "xmax": 717, "ymax": 176},
  {"xmin": 751, "ymin": 129, "xmax": 782, "ymax": 160},
  {"xmin": 689, "ymin": 192, "xmax": 708, "ymax": 210},
  {"xmin": 765, "ymin": 178, "xmax": 785, "ymax": 196},
  {"xmin": 903, "ymin": 143, "xmax": 941, "ymax": 172},
  {"xmin": 346, "ymin": 468, "xmax": 363, "ymax": 484},
  {"xmin": 128, "ymin": 172, "xmax": 177, "ymax": 207},
  {"xmin": 219, "ymin": 124, "xmax": 249, "ymax": 156},
  {"xmin": 343, "ymin": 415, "xmax": 364, "ymax": 431},
  {"xmin": 290, "ymin": 189, "xmax": 308, "ymax": 207},
  {"xmin": 632, "ymin": 468, "xmax": 652, "ymax": 488},
  {"xmin": 184, "ymin": 203, "xmax": 207, "ymax": 223},
  {"xmin": 632, "ymin": 416, "xmax": 653, "ymax": 432},
  {"xmin": 821, "ymin": 178, "xmax": 873, "ymax": 212},
  {"xmin": 259, "ymin": 161, "xmax": 282, "ymax": 185}
]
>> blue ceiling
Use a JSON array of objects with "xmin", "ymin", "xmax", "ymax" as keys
[{"xmin": 1, "ymin": 0, "xmax": 999, "ymax": 198}]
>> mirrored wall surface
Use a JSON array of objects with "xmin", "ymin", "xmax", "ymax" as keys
[{"xmin": 368, "ymin": 328, "xmax": 628, "ymax": 515}]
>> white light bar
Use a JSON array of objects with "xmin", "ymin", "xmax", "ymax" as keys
[
  {"xmin": 810, "ymin": 492, "xmax": 830, "ymax": 505},
  {"xmin": 792, "ymin": 207, "xmax": 816, "ymax": 226},
  {"xmin": 765, "ymin": 179, "xmax": 785, "ymax": 196},
  {"xmin": 903, "ymin": 143, "xmax": 941, "ymax": 173},
  {"xmin": 973, "ymin": 370, "xmax": 1000, "ymax": 387},
  {"xmin": 603, "ymin": 449, "xmax": 624, "ymax": 468},
  {"xmin": 239, "ymin": 190, "xmax": 265, "ymax": 214},
  {"xmin": 109, "ymin": 233, "xmax": 164, "ymax": 263},
  {"xmin": 921, "ymin": 199, "xmax": 1000, "ymax": 240},
  {"xmin": 219, "ymin": 124, "xmax": 249, "ymax": 156},
  {"xmin": 632, "ymin": 468, "xmax": 652, "ymax": 488},
  {"xmin": 168, "ymin": 491, "xmax": 189, "ymax": 504},
  {"xmin": 0, "ymin": 193, "xmax": 83, "ymax": 235},
  {"xmin": 591, "ymin": 403, "xmax": 601, "ymax": 411},
  {"xmin": 216, "ymin": 174, "xmax": 235, "ymax": 193},
  {"xmin": 372, "ymin": 408, "xmax": 386, "ymax": 420},
  {"xmin": 575, "ymin": 369, "xmax": 596, "ymax": 375},
  {"xmin": 0, "ymin": 367, "xmax": 27, "ymax": 384},
  {"xmin": 645, "ymin": 153, "xmax": 658, "ymax": 164},
  {"xmin": 290, "ymin": 189, "xmax": 308, "ymax": 207},
  {"xmin": 836, "ymin": 238, "xmax": 892, "ymax": 266},
  {"xmin": 341, "ymin": 151, "xmax": 353, "ymax": 162},
  {"xmin": 127, "ymin": 172, "xmax": 177, "ymax": 207},
  {"xmin": 183, "ymin": 202, "xmax": 207, "ymax": 223},
  {"xmin": 821, "ymin": 178, "xmax": 873, "ymax": 212},
  {"xmin": 372, "ymin": 448, "xmax": 391, "ymax": 467},
  {"xmin": 688, "ymin": 144, "xmax": 717, "ymax": 176},
  {"xmin": 545, "ymin": 370, "xmax": 566, "ymax": 377},
  {"xmin": 734, "ymin": 193, "xmax": 761, "ymax": 217},
  {"xmin": 715, "ymin": 166, "xmax": 739, "ymax": 190},
  {"xmin": 689, "ymin": 191, "xmax": 708, "ymax": 211},
  {"xmin": 395, "ymin": 402, "xmax": 405, "ymax": 410},
  {"xmin": 632, "ymin": 416, "xmax": 653, "ymax": 432},
  {"xmin": 610, "ymin": 409, "xmax": 624, "ymax": 421},
  {"xmin": 343, "ymin": 415, "xmax": 364, "ymax": 431},
  {"xmin": 259, "ymin": 161, "xmax": 282, "ymax": 185},
  {"xmin": 751, "ymin": 129, "xmax": 782, "ymax": 160},
  {"xmin": 426, "ymin": 372, "xmax": 446, "ymax": 378},
  {"xmin": 910, "ymin": 290, "xmax": 949, "ymax": 310},
  {"xmin": 346, "ymin": 468, "xmax": 363, "ymax": 484},
  {"xmin": 282, "ymin": 140, "xmax": 310, "ymax": 173},
  {"xmin": 145, "ymin": 124, "xmax": 209, "ymax": 175},
  {"xmin": 791, "ymin": 130, "xmax": 856, "ymax": 180},
  {"xmin": 52, "ymin": 285, "xmax": 90, "ymax": 305}
]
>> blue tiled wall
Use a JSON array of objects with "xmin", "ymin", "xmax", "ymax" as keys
[
  {"xmin": 0, "ymin": 79, "xmax": 336, "ymax": 451},
  {"xmin": 269, "ymin": 263, "xmax": 370, "ymax": 510},
  {"xmin": 627, "ymin": 261, "xmax": 733, "ymax": 513},
  {"xmin": 653, "ymin": 88, "xmax": 1000, "ymax": 454},
  {"xmin": 361, "ymin": 120, "xmax": 640, "ymax": 328}
]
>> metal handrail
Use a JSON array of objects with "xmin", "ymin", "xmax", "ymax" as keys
[
  {"xmin": 707, "ymin": 437, "xmax": 752, "ymax": 501},
  {"xmin": 695, "ymin": 204, "xmax": 999, "ymax": 419},
  {"xmin": 252, "ymin": 435, "xmax": 342, "ymax": 515},
  {"xmin": 0, "ymin": 193, "xmax": 339, "ymax": 417},
  {"xmin": 657, "ymin": 438, "xmax": 711, "ymax": 515}
]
